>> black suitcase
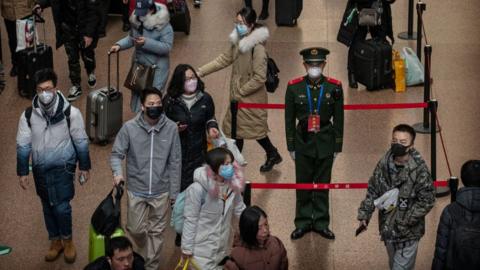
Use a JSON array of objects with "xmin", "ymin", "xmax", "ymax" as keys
[
  {"xmin": 168, "ymin": 0, "xmax": 191, "ymax": 35},
  {"xmin": 275, "ymin": 0, "xmax": 303, "ymax": 26},
  {"xmin": 353, "ymin": 38, "xmax": 393, "ymax": 91},
  {"xmin": 17, "ymin": 14, "xmax": 53, "ymax": 99}
]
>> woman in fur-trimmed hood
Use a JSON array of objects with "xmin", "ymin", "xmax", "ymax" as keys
[
  {"xmin": 198, "ymin": 7, "xmax": 282, "ymax": 173},
  {"xmin": 111, "ymin": 0, "xmax": 173, "ymax": 113}
]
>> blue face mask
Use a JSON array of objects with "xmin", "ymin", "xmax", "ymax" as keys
[
  {"xmin": 235, "ymin": 23, "xmax": 249, "ymax": 37},
  {"xmin": 219, "ymin": 164, "xmax": 234, "ymax": 180}
]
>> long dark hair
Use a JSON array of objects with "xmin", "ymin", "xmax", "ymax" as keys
[
  {"xmin": 166, "ymin": 64, "xmax": 205, "ymax": 98},
  {"xmin": 237, "ymin": 7, "xmax": 263, "ymax": 30},
  {"xmin": 205, "ymin": 148, "xmax": 234, "ymax": 175},
  {"xmin": 239, "ymin": 206, "xmax": 268, "ymax": 248}
]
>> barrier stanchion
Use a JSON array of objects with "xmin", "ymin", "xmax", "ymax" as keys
[
  {"xmin": 448, "ymin": 177, "xmax": 459, "ymax": 202},
  {"xmin": 416, "ymin": 1, "xmax": 426, "ymax": 61},
  {"xmin": 243, "ymin": 181, "xmax": 252, "ymax": 206},
  {"xmin": 230, "ymin": 100, "xmax": 238, "ymax": 140},
  {"xmin": 431, "ymin": 99, "xmax": 449, "ymax": 197},
  {"xmin": 398, "ymin": 0, "xmax": 417, "ymax": 40}
]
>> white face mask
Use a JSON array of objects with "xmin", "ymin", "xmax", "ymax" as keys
[
  {"xmin": 39, "ymin": 91, "xmax": 55, "ymax": 105},
  {"xmin": 184, "ymin": 79, "xmax": 198, "ymax": 93},
  {"xmin": 307, "ymin": 67, "xmax": 322, "ymax": 79}
]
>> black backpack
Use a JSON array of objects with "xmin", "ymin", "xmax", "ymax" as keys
[
  {"xmin": 91, "ymin": 184, "xmax": 124, "ymax": 236},
  {"xmin": 446, "ymin": 202, "xmax": 480, "ymax": 269},
  {"xmin": 252, "ymin": 47, "xmax": 280, "ymax": 93}
]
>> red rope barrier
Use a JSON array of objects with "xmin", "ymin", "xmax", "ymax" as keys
[
  {"xmin": 249, "ymin": 180, "xmax": 448, "ymax": 190},
  {"xmin": 237, "ymin": 102, "xmax": 428, "ymax": 110}
]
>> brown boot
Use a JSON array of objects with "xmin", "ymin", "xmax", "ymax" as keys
[
  {"xmin": 63, "ymin": 239, "xmax": 76, "ymax": 264},
  {"xmin": 45, "ymin": 239, "xmax": 64, "ymax": 262}
]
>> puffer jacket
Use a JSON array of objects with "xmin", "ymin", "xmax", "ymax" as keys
[
  {"xmin": 357, "ymin": 148, "xmax": 435, "ymax": 242},
  {"xmin": 432, "ymin": 187, "xmax": 480, "ymax": 270},
  {"xmin": 163, "ymin": 91, "xmax": 218, "ymax": 191},
  {"xmin": 198, "ymin": 26, "xmax": 269, "ymax": 140},
  {"xmin": 181, "ymin": 166, "xmax": 246, "ymax": 270},
  {"xmin": 16, "ymin": 92, "xmax": 91, "ymax": 203}
]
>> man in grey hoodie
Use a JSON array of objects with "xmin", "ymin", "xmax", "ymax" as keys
[{"xmin": 110, "ymin": 87, "xmax": 181, "ymax": 270}]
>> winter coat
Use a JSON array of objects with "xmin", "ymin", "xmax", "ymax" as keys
[
  {"xmin": 181, "ymin": 166, "xmax": 246, "ymax": 270},
  {"xmin": 198, "ymin": 26, "xmax": 269, "ymax": 140},
  {"xmin": 357, "ymin": 148, "xmax": 435, "ymax": 243},
  {"xmin": 225, "ymin": 235, "xmax": 289, "ymax": 270},
  {"xmin": 116, "ymin": 3, "xmax": 173, "ymax": 112},
  {"xmin": 163, "ymin": 91, "xmax": 218, "ymax": 191},
  {"xmin": 1, "ymin": 0, "xmax": 35, "ymax": 21},
  {"xmin": 16, "ymin": 92, "xmax": 91, "ymax": 204},
  {"xmin": 36, "ymin": 0, "xmax": 102, "ymax": 48},
  {"xmin": 84, "ymin": 252, "xmax": 145, "ymax": 270},
  {"xmin": 432, "ymin": 187, "xmax": 480, "ymax": 270},
  {"xmin": 110, "ymin": 112, "xmax": 181, "ymax": 199}
]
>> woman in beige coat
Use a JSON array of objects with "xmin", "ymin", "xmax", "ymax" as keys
[{"xmin": 198, "ymin": 7, "xmax": 282, "ymax": 172}]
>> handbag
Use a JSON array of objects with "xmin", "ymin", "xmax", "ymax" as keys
[
  {"xmin": 358, "ymin": 0, "xmax": 382, "ymax": 27},
  {"xmin": 337, "ymin": 5, "xmax": 359, "ymax": 47},
  {"xmin": 175, "ymin": 257, "xmax": 201, "ymax": 270},
  {"xmin": 401, "ymin": 47, "xmax": 424, "ymax": 86},
  {"xmin": 91, "ymin": 184, "xmax": 124, "ymax": 236},
  {"xmin": 123, "ymin": 61, "xmax": 156, "ymax": 94}
]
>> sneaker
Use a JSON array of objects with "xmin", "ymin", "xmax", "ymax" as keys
[
  {"xmin": 67, "ymin": 85, "xmax": 82, "ymax": 101},
  {"xmin": 194, "ymin": 0, "xmax": 201, "ymax": 8},
  {"xmin": 87, "ymin": 73, "xmax": 97, "ymax": 89},
  {"xmin": 0, "ymin": 245, "xmax": 12, "ymax": 256}
]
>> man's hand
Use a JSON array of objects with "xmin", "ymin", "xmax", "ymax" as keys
[
  {"xmin": 181, "ymin": 252, "xmax": 192, "ymax": 260},
  {"xmin": 113, "ymin": 175, "xmax": 124, "ymax": 186},
  {"xmin": 134, "ymin": 36, "xmax": 145, "ymax": 46},
  {"xmin": 109, "ymin": 45, "xmax": 120, "ymax": 54},
  {"xmin": 32, "ymin": 4, "xmax": 42, "ymax": 14},
  {"xmin": 79, "ymin": 170, "xmax": 90, "ymax": 184},
  {"xmin": 208, "ymin": 127, "xmax": 219, "ymax": 139},
  {"xmin": 289, "ymin": 151, "xmax": 295, "ymax": 160},
  {"xmin": 177, "ymin": 122, "xmax": 188, "ymax": 132},
  {"xmin": 19, "ymin": 176, "xmax": 29, "ymax": 190},
  {"xmin": 83, "ymin": 36, "xmax": 93, "ymax": 48}
]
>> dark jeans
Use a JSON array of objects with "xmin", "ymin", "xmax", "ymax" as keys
[
  {"xmin": 41, "ymin": 199, "xmax": 73, "ymax": 240},
  {"xmin": 122, "ymin": 0, "xmax": 130, "ymax": 25},
  {"xmin": 4, "ymin": 19, "xmax": 17, "ymax": 66}
]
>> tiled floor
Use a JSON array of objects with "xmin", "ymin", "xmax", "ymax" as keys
[{"xmin": 0, "ymin": 0, "xmax": 479, "ymax": 269}]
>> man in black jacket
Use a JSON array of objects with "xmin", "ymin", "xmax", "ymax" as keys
[
  {"xmin": 34, "ymin": 0, "xmax": 102, "ymax": 101},
  {"xmin": 85, "ymin": 236, "xmax": 145, "ymax": 270},
  {"xmin": 432, "ymin": 160, "xmax": 480, "ymax": 270}
]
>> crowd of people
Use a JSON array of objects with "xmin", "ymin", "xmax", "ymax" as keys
[{"xmin": 3, "ymin": 0, "xmax": 479, "ymax": 270}]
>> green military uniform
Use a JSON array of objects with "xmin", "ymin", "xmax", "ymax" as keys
[{"xmin": 285, "ymin": 47, "xmax": 344, "ymax": 231}]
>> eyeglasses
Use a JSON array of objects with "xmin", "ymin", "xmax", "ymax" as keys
[{"xmin": 36, "ymin": 86, "xmax": 55, "ymax": 93}]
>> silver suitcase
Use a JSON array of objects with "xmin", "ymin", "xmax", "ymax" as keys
[{"xmin": 86, "ymin": 52, "xmax": 123, "ymax": 145}]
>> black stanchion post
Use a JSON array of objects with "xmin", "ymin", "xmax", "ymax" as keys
[
  {"xmin": 230, "ymin": 100, "xmax": 238, "ymax": 139},
  {"xmin": 431, "ymin": 99, "xmax": 449, "ymax": 197},
  {"xmin": 449, "ymin": 176, "xmax": 459, "ymax": 202},
  {"xmin": 413, "ymin": 45, "xmax": 436, "ymax": 134},
  {"xmin": 398, "ymin": 0, "xmax": 417, "ymax": 40},
  {"xmin": 243, "ymin": 181, "xmax": 252, "ymax": 206},
  {"xmin": 416, "ymin": 1, "xmax": 426, "ymax": 61}
]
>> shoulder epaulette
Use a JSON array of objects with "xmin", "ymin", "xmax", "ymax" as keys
[
  {"xmin": 288, "ymin": 76, "xmax": 304, "ymax": 86},
  {"xmin": 326, "ymin": 77, "xmax": 342, "ymax": 86}
]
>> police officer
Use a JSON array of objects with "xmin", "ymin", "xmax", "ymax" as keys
[{"xmin": 285, "ymin": 47, "xmax": 344, "ymax": 240}]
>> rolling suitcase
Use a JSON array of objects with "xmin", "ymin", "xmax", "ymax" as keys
[
  {"xmin": 86, "ymin": 52, "xmax": 123, "ymax": 145},
  {"xmin": 353, "ymin": 38, "xmax": 393, "ymax": 91},
  {"xmin": 275, "ymin": 0, "xmax": 303, "ymax": 26},
  {"xmin": 17, "ymin": 14, "xmax": 53, "ymax": 99},
  {"xmin": 88, "ymin": 225, "xmax": 125, "ymax": 262},
  {"xmin": 168, "ymin": 0, "xmax": 191, "ymax": 35}
]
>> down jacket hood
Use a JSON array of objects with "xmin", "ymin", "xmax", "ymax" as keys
[
  {"xmin": 456, "ymin": 187, "xmax": 480, "ymax": 212},
  {"xmin": 130, "ymin": 3, "xmax": 170, "ymax": 31},
  {"xmin": 229, "ymin": 26, "xmax": 269, "ymax": 53}
]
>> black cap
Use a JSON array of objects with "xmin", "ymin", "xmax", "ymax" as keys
[{"xmin": 300, "ymin": 47, "xmax": 330, "ymax": 63}]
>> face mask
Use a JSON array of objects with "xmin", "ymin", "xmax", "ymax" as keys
[
  {"xmin": 145, "ymin": 106, "xmax": 163, "ymax": 119},
  {"xmin": 390, "ymin": 143, "xmax": 409, "ymax": 157},
  {"xmin": 184, "ymin": 79, "xmax": 198, "ymax": 93},
  {"xmin": 307, "ymin": 67, "xmax": 322, "ymax": 79},
  {"xmin": 219, "ymin": 164, "xmax": 234, "ymax": 180},
  {"xmin": 39, "ymin": 91, "xmax": 55, "ymax": 105},
  {"xmin": 235, "ymin": 24, "xmax": 249, "ymax": 37}
]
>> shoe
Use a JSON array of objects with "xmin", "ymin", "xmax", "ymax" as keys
[
  {"xmin": 348, "ymin": 72, "xmax": 358, "ymax": 88},
  {"xmin": 122, "ymin": 23, "xmax": 131, "ymax": 32},
  {"xmin": 63, "ymin": 239, "xmax": 76, "ymax": 264},
  {"xmin": 87, "ymin": 73, "xmax": 97, "ymax": 88},
  {"xmin": 9, "ymin": 66, "xmax": 17, "ymax": 77},
  {"xmin": 67, "ymin": 85, "xmax": 82, "ymax": 101},
  {"xmin": 45, "ymin": 240, "xmax": 63, "ymax": 262},
  {"xmin": 290, "ymin": 228, "xmax": 311, "ymax": 240},
  {"xmin": 194, "ymin": 0, "xmax": 201, "ymax": 8},
  {"xmin": 258, "ymin": 10, "xmax": 269, "ymax": 20},
  {"xmin": 175, "ymin": 233, "xmax": 182, "ymax": 247},
  {"xmin": 0, "ymin": 245, "xmax": 12, "ymax": 256},
  {"xmin": 313, "ymin": 228, "xmax": 335, "ymax": 240},
  {"xmin": 260, "ymin": 150, "xmax": 282, "ymax": 172}
]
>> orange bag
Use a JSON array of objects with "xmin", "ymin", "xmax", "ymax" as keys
[{"xmin": 392, "ymin": 50, "xmax": 406, "ymax": 92}]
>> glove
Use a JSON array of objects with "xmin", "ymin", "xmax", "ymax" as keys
[{"xmin": 289, "ymin": 151, "xmax": 295, "ymax": 160}]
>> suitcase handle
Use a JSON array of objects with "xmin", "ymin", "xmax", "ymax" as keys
[
  {"xmin": 107, "ymin": 51, "xmax": 120, "ymax": 100},
  {"xmin": 31, "ymin": 12, "xmax": 47, "ymax": 54}
]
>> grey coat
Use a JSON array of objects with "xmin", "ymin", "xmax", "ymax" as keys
[
  {"xmin": 116, "ymin": 3, "xmax": 174, "ymax": 112},
  {"xmin": 110, "ymin": 113, "xmax": 181, "ymax": 199}
]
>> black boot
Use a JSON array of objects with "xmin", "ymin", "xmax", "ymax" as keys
[
  {"xmin": 348, "ymin": 71, "xmax": 358, "ymax": 88},
  {"xmin": 260, "ymin": 149, "xmax": 282, "ymax": 172},
  {"xmin": 258, "ymin": 0, "xmax": 269, "ymax": 20}
]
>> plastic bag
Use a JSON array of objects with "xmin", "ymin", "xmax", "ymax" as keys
[
  {"xmin": 91, "ymin": 184, "xmax": 124, "ymax": 236},
  {"xmin": 374, "ymin": 188, "xmax": 399, "ymax": 213},
  {"xmin": 402, "ymin": 47, "xmax": 424, "ymax": 86},
  {"xmin": 175, "ymin": 257, "xmax": 201, "ymax": 270},
  {"xmin": 16, "ymin": 18, "xmax": 38, "ymax": 52},
  {"xmin": 216, "ymin": 129, "xmax": 247, "ymax": 166}
]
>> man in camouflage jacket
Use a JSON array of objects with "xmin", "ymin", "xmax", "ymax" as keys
[{"xmin": 357, "ymin": 124, "xmax": 435, "ymax": 270}]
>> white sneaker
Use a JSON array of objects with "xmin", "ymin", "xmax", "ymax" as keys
[
  {"xmin": 87, "ymin": 73, "xmax": 96, "ymax": 89},
  {"xmin": 67, "ymin": 85, "xmax": 82, "ymax": 101}
]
